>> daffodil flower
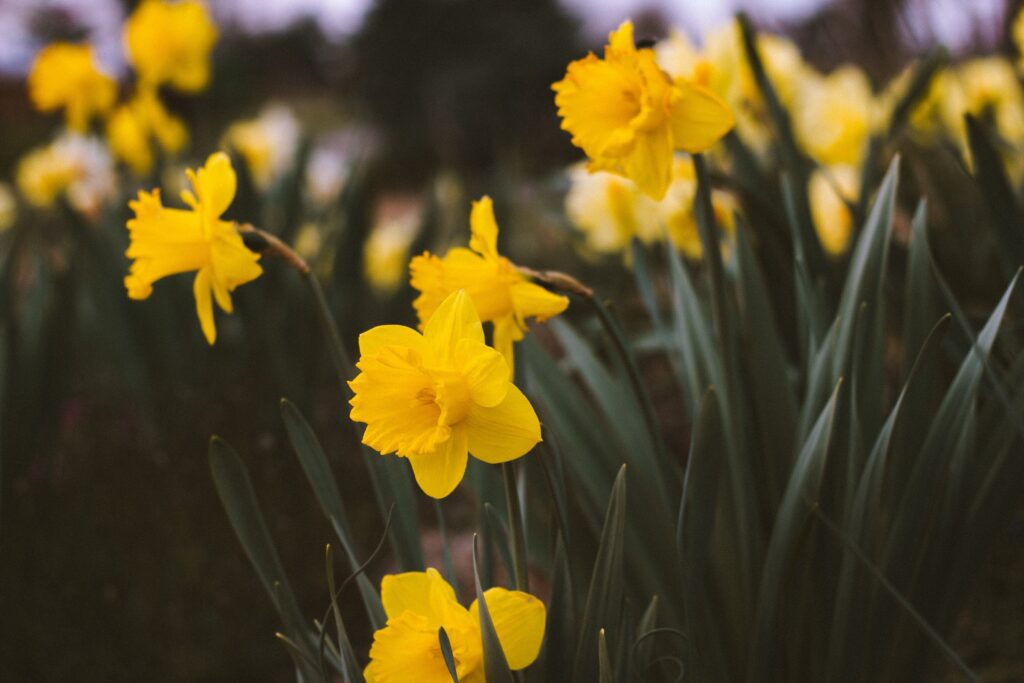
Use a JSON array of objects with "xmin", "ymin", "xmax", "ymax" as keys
[
  {"xmin": 124, "ymin": 152, "xmax": 262, "ymax": 344},
  {"xmin": 124, "ymin": 0, "xmax": 218, "ymax": 93},
  {"xmin": 28, "ymin": 43, "xmax": 117, "ymax": 132},
  {"xmin": 553, "ymin": 20, "xmax": 735, "ymax": 200},
  {"xmin": 107, "ymin": 89, "xmax": 189, "ymax": 175},
  {"xmin": 410, "ymin": 196, "xmax": 568, "ymax": 374},
  {"xmin": 364, "ymin": 568, "xmax": 546, "ymax": 682},
  {"xmin": 349, "ymin": 289, "xmax": 542, "ymax": 499}
]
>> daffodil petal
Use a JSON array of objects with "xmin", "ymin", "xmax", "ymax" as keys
[
  {"xmin": 191, "ymin": 151, "xmax": 236, "ymax": 220},
  {"xmin": 470, "ymin": 588, "xmax": 547, "ymax": 670},
  {"xmin": 669, "ymin": 79, "xmax": 736, "ymax": 154},
  {"xmin": 492, "ymin": 316, "xmax": 522, "ymax": 379},
  {"xmin": 359, "ymin": 324, "xmax": 428, "ymax": 357},
  {"xmin": 423, "ymin": 290, "xmax": 484, "ymax": 362},
  {"xmin": 465, "ymin": 385, "xmax": 541, "ymax": 464},
  {"xmin": 511, "ymin": 282, "xmax": 570, "ymax": 323},
  {"xmin": 406, "ymin": 426, "xmax": 469, "ymax": 499},
  {"xmin": 457, "ymin": 338, "xmax": 509, "ymax": 407},
  {"xmin": 193, "ymin": 267, "xmax": 216, "ymax": 344},
  {"xmin": 381, "ymin": 568, "xmax": 455, "ymax": 622},
  {"xmin": 622, "ymin": 126, "xmax": 674, "ymax": 200},
  {"xmin": 469, "ymin": 196, "xmax": 499, "ymax": 258},
  {"xmin": 365, "ymin": 611, "xmax": 462, "ymax": 683}
]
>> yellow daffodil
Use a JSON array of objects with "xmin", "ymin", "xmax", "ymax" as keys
[
  {"xmin": 224, "ymin": 105, "xmax": 300, "ymax": 190},
  {"xmin": 124, "ymin": 0, "xmax": 217, "ymax": 93},
  {"xmin": 808, "ymin": 165, "xmax": 859, "ymax": 257},
  {"xmin": 553, "ymin": 20, "xmax": 735, "ymax": 199},
  {"xmin": 410, "ymin": 196, "xmax": 568, "ymax": 372},
  {"xmin": 349, "ymin": 290, "xmax": 542, "ymax": 499},
  {"xmin": 657, "ymin": 21, "xmax": 812, "ymax": 154},
  {"xmin": 16, "ymin": 133, "xmax": 116, "ymax": 217},
  {"xmin": 795, "ymin": 66, "xmax": 879, "ymax": 168},
  {"xmin": 124, "ymin": 152, "xmax": 262, "ymax": 344},
  {"xmin": 107, "ymin": 89, "xmax": 189, "ymax": 174},
  {"xmin": 364, "ymin": 210, "xmax": 421, "ymax": 294},
  {"xmin": 365, "ymin": 568, "xmax": 546, "ymax": 682},
  {"xmin": 564, "ymin": 161, "xmax": 663, "ymax": 254},
  {"xmin": 28, "ymin": 43, "xmax": 117, "ymax": 132},
  {"xmin": 564, "ymin": 157, "xmax": 736, "ymax": 260}
]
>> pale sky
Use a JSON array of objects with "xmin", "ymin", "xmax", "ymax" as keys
[{"xmin": 0, "ymin": 0, "xmax": 1009, "ymax": 74}]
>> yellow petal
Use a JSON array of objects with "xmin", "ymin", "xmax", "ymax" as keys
[
  {"xmin": 621, "ymin": 126, "xmax": 674, "ymax": 200},
  {"xmin": 193, "ymin": 267, "xmax": 216, "ymax": 344},
  {"xmin": 469, "ymin": 196, "xmax": 499, "ymax": 258},
  {"xmin": 465, "ymin": 385, "xmax": 541, "ymax": 464},
  {"xmin": 423, "ymin": 290, "xmax": 484, "ymax": 365},
  {"xmin": 492, "ymin": 316, "xmax": 523, "ymax": 379},
  {"xmin": 470, "ymin": 588, "xmax": 547, "ymax": 670},
  {"xmin": 457, "ymin": 338, "xmax": 509, "ymax": 408},
  {"xmin": 511, "ymin": 281, "xmax": 569, "ymax": 323},
  {"xmin": 189, "ymin": 152, "xmax": 236, "ymax": 221},
  {"xmin": 669, "ymin": 79, "xmax": 736, "ymax": 154},
  {"xmin": 365, "ymin": 611, "xmax": 470, "ymax": 683},
  {"xmin": 359, "ymin": 324, "xmax": 428, "ymax": 357},
  {"xmin": 406, "ymin": 425, "xmax": 469, "ymax": 498},
  {"xmin": 381, "ymin": 568, "xmax": 456, "ymax": 622}
]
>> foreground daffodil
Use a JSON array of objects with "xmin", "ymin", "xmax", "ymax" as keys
[
  {"xmin": 410, "ymin": 196, "xmax": 568, "ymax": 372},
  {"xmin": 553, "ymin": 20, "xmax": 735, "ymax": 199},
  {"xmin": 124, "ymin": 152, "xmax": 262, "ymax": 344},
  {"xmin": 349, "ymin": 290, "xmax": 542, "ymax": 499},
  {"xmin": 365, "ymin": 568, "xmax": 546, "ymax": 682},
  {"xmin": 124, "ymin": 0, "xmax": 218, "ymax": 93},
  {"xmin": 28, "ymin": 43, "xmax": 117, "ymax": 132}
]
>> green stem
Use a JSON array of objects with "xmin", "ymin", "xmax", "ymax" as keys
[
  {"xmin": 692, "ymin": 154, "xmax": 730, "ymax": 348},
  {"xmin": 303, "ymin": 269, "xmax": 354, "ymax": 396},
  {"xmin": 502, "ymin": 461, "xmax": 529, "ymax": 592}
]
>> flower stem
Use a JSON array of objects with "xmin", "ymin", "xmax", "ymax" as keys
[{"xmin": 502, "ymin": 461, "xmax": 529, "ymax": 592}]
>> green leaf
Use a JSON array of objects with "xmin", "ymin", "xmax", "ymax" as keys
[
  {"xmin": 598, "ymin": 629, "xmax": 613, "ymax": 683},
  {"xmin": 748, "ymin": 382, "xmax": 842, "ymax": 680},
  {"xmin": 280, "ymin": 399, "xmax": 385, "ymax": 629},
  {"xmin": 572, "ymin": 465, "xmax": 627, "ymax": 683},
  {"xmin": 208, "ymin": 436, "xmax": 322, "ymax": 680},
  {"xmin": 965, "ymin": 114, "xmax": 1024, "ymax": 277},
  {"xmin": 901, "ymin": 201, "xmax": 936, "ymax": 380},
  {"xmin": 438, "ymin": 627, "xmax": 460, "ymax": 683},
  {"xmin": 543, "ymin": 535, "xmax": 577, "ymax": 682},
  {"xmin": 473, "ymin": 537, "xmax": 515, "ymax": 683},
  {"xmin": 323, "ymin": 545, "xmax": 364, "ymax": 683}
]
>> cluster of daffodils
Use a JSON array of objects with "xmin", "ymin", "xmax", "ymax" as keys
[
  {"xmin": 560, "ymin": 16, "xmax": 1024, "ymax": 261},
  {"xmin": 17, "ymin": 0, "xmax": 216, "ymax": 215}
]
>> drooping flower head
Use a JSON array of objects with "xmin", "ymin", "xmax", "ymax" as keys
[
  {"xmin": 410, "ymin": 196, "xmax": 568, "ymax": 373},
  {"xmin": 28, "ymin": 43, "xmax": 117, "ymax": 132},
  {"xmin": 349, "ymin": 290, "xmax": 542, "ymax": 499},
  {"xmin": 124, "ymin": 0, "xmax": 218, "ymax": 93},
  {"xmin": 124, "ymin": 152, "xmax": 262, "ymax": 344},
  {"xmin": 364, "ymin": 568, "xmax": 546, "ymax": 683},
  {"xmin": 553, "ymin": 20, "xmax": 735, "ymax": 199}
]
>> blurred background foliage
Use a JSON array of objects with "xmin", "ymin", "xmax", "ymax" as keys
[{"xmin": 0, "ymin": 0, "xmax": 1023, "ymax": 680}]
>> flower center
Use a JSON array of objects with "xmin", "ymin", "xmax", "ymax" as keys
[{"xmin": 419, "ymin": 370, "xmax": 473, "ymax": 427}]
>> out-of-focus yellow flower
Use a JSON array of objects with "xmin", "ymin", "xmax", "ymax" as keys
[
  {"xmin": 553, "ymin": 21, "xmax": 735, "ymax": 199},
  {"xmin": 808, "ymin": 165, "xmax": 859, "ymax": 257},
  {"xmin": 658, "ymin": 21, "xmax": 813, "ymax": 154},
  {"xmin": 28, "ymin": 43, "xmax": 117, "ymax": 132},
  {"xmin": 292, "ymin": 222, "xmax": 323, "ymax": 262},
  {"xmin": 16, "ymin": 133, "xmax": 116, "ymax": 217},
  {"xmin": 364, "ymin": 568, "xmax": 545, "ymax": 682},
  {"xmin": 349, "ymin": 290, "xmax": 542, "ymax": 499},
  {"xmin": 564, "ymin": 161, "xmax": 662, "ymax": 254},
  {"xmin": 944, "ymin": 58, "xmax": 1024, "ymax": 147},
  {"xmin": 365, "ymin": 210, "xmax": 421, "ymax": 294},
  {"xmin": 0, "ymin": 183, "xmax": 17, "ymax": 232},
  {"xmin": 224, "ymin": 105, "xmax": 300, "ymax": 190},
  {"xmin": 410, "ymin": 196, "xmax": 569, "ymax": 372},
  {"xmin": 107, "ymin": 90, "xmax": 188, "ymax": 174},
  {"xmin": 794, "ymin": 66, "xmax": 879, "ymax": 168},
  {"xmin": 124, "ymin": 152, "xmax": 262, "ymax": 344},
  {"xmin": 565, "ymin": 157, "xmax": 736, "ymax": 260},
  {"xmin": 124, "ymin": 0, "xmax": 217, "ymax": 92}
]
